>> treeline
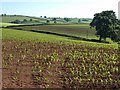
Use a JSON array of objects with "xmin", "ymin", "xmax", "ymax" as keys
[
  {"xmin": 10, "ymin": 19, "xmax": 40, "ymax": 24},
  {"xmin": 9, "ymin": 18, "xmax": 88, "ymax": 24}
]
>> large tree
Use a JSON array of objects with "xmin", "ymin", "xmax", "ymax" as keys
[
  {"xmin": 110, "ymin": 20, "xmax": 120, "ymax": 42},
  {"xmin": 90, "ymin": 10, "xmax": 119, "ymax": 42}
]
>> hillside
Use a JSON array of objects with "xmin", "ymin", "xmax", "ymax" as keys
[
  {"xmin": 0, "ymin": 15, "xmax": 92, "ymax": 25},
  {"xmin": 0, "ymin": 15, "xmax": 46, "ymax": 24}
]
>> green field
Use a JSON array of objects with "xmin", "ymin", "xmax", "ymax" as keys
[
  {"xmin": 0, "ymin": 22, "xmax": 22, "ymax": 27},
  {"xmin": 2, "ymin": 22, "xmax": 118, "ymax": 48},
  {"xmin": 1, "ymin": 15, "xmax": 42, "ymax": 23},
  {"xmin": 2, "ymin": 27, "xmax": 118, "ymax": 49},
  {"xmin": 14, "ymin": 24, "xmax": 95, "ymax": 38},
  {"xmin": 10, "ymin": 23, "xmax": 117, "ymax": 44}
]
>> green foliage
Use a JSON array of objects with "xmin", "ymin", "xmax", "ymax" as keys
[
  {"xmin": 64, "ymin": 18, "xmax": 70, "ymax": 22},
  {"xmin": 44, "ymin": 16, "xmax": 47, "ymax": 18},
  {"xmin": 30, "ymin": 19, "xmax": 32, "ymax": 21},
  {"xmin": 90, "ymin": 10, "xmax": 119, "ymax": 42},
  {"xmin": 1, "ymin": 14, "xmax": 7, "ymax": 16},
  {"xmin": 23, "ymin": 19, "xmax": 27, "ymax": 22},
  {"xmin": 110, "ymin": 20, "xmax": 120, "ymax": 42},
  {"xmin": 1, "ymin": 14, "xmax": 4, "ymax": 16},
  {"xmin": 52, "ymin": 18, "xmax": 56, "ymax": 21},
  {"xmin": 61, "ymin": 49, "xmax": 119, "ymax": 88},
  {"xmin": 46, "ymin": 20, "xmax": 50, "ymax": 23},
  {"xmin": 52, "ymin": 18, "xmax": 57, "ymax": 23},
  {"xmin": 11, "ymin": 19, "xmax": 21, "ymax": 24},
  {"xmin": 78, "ymin": 19, "xmax": 81, "ymax": 23}
]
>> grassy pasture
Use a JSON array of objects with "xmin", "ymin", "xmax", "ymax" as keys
[
  {"xmin": 2, "ymin": 28, "xmax": 71, "ymax": 42},
  {"xmin": 0, "ymin": 22, "xmax": 22, "ymax": 27},
  {"xmin": 1, "ymin": 15, "xmax": 42, "ymax": 23},
  {"xmin": 2, "ymin": 28, "xmax": 118, "ymax": 49}
]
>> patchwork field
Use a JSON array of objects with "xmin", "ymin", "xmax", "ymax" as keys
[
  {"xmin": 13, "ymin": 24, "xmax": 95, "ymax": 38},
  {"xmin": 1, "ymin": 15, "xmax": 92, "ymax": 25}
]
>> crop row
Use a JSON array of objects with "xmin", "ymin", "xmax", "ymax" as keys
[{"xmin": 2, "ymin": 40, "xmax": 119, "ymax": 88}]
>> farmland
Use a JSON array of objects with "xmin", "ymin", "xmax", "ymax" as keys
[
  {"xmin": 2, "ymin": 38, "xmax": 119, "ymax": 88},
  {"xmin": 0, "ymin": 22, "xmax": 22, "ymax": 27},
  {"xmin": 1, "ymin": 15, "xmax": 119, "ymax": 89},
  {"xmin": 12, "ymin": 24, "xmax": 96, "ymax": 39},
  {"xmin": 1, "ymin": 15, "xmax": 44, "ymax": 23},
  {"xmin": 2, "ymin": 24, "xmax": 119, "ymax": 89},
  {"xmin": 1, "ymin": 15, "xmax": 92, "ymax": 25}
]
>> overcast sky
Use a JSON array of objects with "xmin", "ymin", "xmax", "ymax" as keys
[{"xmin": 0, "ymin": 0, "xmax": 119, "ymax": 18}]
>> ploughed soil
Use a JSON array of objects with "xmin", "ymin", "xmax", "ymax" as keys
[{"xmin": 2, "ymin": 40, "xmax": 119, "ymax": 89}]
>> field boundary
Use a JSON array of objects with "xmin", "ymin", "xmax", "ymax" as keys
[
  {"xmin": 26, "ymin": 29, "xmax": 110, "ymax": 44},
  {"xmin": 3, "ymin": 26, "xmax": 111, "ymax": 44}
]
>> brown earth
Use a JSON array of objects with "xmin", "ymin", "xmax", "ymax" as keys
[{"xmin": 2, "ymin": 40, "xmax": 119, "ymax": 89}]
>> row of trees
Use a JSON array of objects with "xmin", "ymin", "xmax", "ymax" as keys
[
  {"xmin": 1, "ymin": 14, "xmax": 87, "ymax": 24},
  {"xmin": 11, "ymin": 19, "xmax": 40, "ymax": 24},
  {"xmin": 90, "ymin": 10, "xmax": 120, "ymax": 42},
  {"xmin": 46, "ymin": 18, "xmax": 70, "ymax": 24},
  {"xmin": 1, "ymin": 14, "xmax": 7, "ymax": 16}
]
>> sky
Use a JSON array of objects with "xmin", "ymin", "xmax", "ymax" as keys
[{"xmin": 0, "ymin": 0, "xmax": 120, "ymax": 18}]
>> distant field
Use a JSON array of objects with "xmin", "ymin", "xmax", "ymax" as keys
[
  {"xmin": 6, "ymin": 23, "xmax": 117, "ymax": 43},
  {"xmin": 12, "ymin": 24, "xmax": 97, "ymax": 39},
  {"xmin": 0, "ymin": 22, "xmax": 22, "ymax": 27},
  {"xmin": 1, "ymin": 15, "xmax": 92, "ymax": 25},
  {"xmin": 0, "ymin": 15, "xmax": 47, "ymax": 25},
  {"xmin": 1, "ymin": 15, "xmax": 43, "ymax": 23}
]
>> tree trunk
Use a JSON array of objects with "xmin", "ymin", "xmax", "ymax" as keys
[
  {"xmin": 99, "ymin": 35, "xmax": 102, "ymax": 41},
  {"xmin": 103, "ymin": 38, "xmax": 106, "ymax": 41}
]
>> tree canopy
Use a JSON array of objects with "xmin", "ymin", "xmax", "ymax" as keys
[
  {"xmin": 64, "ymin": 18, "xmax": 70, "ymax": 22},
  {"xmin": 90, "ymin": 10, "xmax": 119, "ymax": 42}
]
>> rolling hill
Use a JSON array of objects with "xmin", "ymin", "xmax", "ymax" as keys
[{"xmin": 0, "ymin": 15, "xmax": 92, "ymax": 25}]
